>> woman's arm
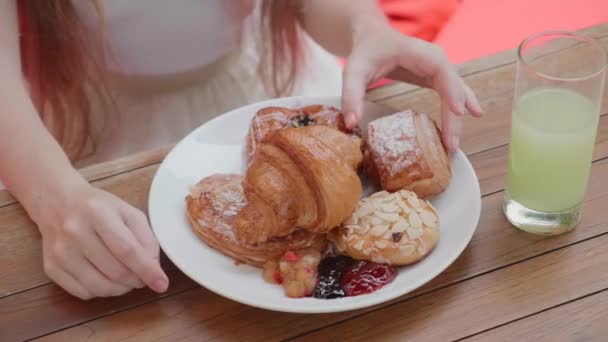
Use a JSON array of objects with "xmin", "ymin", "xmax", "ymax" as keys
[
  {"xmin": 0, "ymin": 0, "xmax": 167, "ymax": 299},
  {"xmin": 298, "ymin": 0, "xmax": 387, "ymax": 58},
  {"xmin": 297, "ymin": 0, "xmax": 483, "ymax": 152},
  {"xmin": 0, "ymin": 1, "xmax": 85, "ymax": 203}
]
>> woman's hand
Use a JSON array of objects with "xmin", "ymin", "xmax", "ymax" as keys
[
  {"xmin": 341, "ymin": 23, "xmax": 483, "ymax": 151},
  {"xmin": 34, "ymin": 182, "xmax": 169, "ymax": 300}
]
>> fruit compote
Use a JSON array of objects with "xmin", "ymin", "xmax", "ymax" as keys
[{"xmin": 264, "ymin": 251, "xmax": 396, "ymax": 299}]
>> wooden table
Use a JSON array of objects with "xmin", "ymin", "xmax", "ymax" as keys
[{"xmin": 2, "ymin": 23, "xmax": 608, "ymax": 342}]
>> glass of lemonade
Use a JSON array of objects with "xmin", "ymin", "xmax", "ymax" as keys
[{"xmin": 504, "ymin": 31, "xmax": 606, "ymax": 235}]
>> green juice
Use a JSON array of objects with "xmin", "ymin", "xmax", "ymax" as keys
[{"xmin": 507, "ymin": 88, "xmax": 599, "ymax": 212}]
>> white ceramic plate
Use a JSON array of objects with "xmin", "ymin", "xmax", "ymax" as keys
[{"xmin": 149, "ymin": 96, "xmax": 481, "ymax": 313}]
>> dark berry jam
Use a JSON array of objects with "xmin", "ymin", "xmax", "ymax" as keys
[
  {"xmin": 342, "ymin": 260, "xmax": 397, "ymax": 296},
  {"xmin": 289, "ymin": 115, "xmax": 316, "ymax": 128},
  {"xmin": 313, "ymin": 255, "xmax": 351, "ymax": 299},
  {"xmin": 312, "ymin": 255, "xmax": 396, "ymax": 299}
]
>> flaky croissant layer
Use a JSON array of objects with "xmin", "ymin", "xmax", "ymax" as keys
[{"xmin": 234, "ymin": 125, "xmax": 363, "ymax": 244}]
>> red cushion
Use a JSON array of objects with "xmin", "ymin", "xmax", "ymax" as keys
[
  {"xmin": 380, "ymin": 0, "xmax": 460, "ymax": 41},
  {"xmin": 435, "ymin": 0, "xmax": 608, "ymax": 63}
]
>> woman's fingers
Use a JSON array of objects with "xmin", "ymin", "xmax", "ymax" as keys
[
  {"xmin": 44, "ymin": 238, "xmax": 130, "ymax": 298},
  {"xmin": 441, "ymin": 99, "xmax": 464, "ymax": 152},
  {"xmin": 95, "ymin": 209, "xmax": 169, "ymax": 293},
  {"xmin": 464, "ymin": 83, "xmax": 484, "ymax": 118},
  {"xmin": 78, "ymin": 229, "xmax": 145, "ymax": 289},
  {"xmin": 43, "ymin": 252, "xmax": 92, "ymax": 300},
  {"xmin": 60, "ymin": 249, "xmax": 132, "ymax": 297},
  {"xmin": 341, "ymin": 57, "xmax": 370, "ymax": 129},
  {"xmin": 119, "ymin": 203, "xmax": 160, "ymax": 260}
]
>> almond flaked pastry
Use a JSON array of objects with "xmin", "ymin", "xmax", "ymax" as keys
[{"xmin": 328, "ymin": 190, "xmax": 440, "ymax": 266}]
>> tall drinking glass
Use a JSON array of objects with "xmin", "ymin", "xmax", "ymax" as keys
[{"xmin": 504, "ymin": 31, "xmax": 607, "ymax": 235}]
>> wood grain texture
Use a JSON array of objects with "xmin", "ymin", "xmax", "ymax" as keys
[
  {"xmin": 1, "ymin": 22, "xmax": 606, "ymax": 342},
  {"xmin": 21, "ymin": 159, "xmax": 608, "ymax": 342},
  {"xmin": 463, "ymin": 289, "xmax": 608, "ymax": 342},
  {"xmin": 292, "ymin": 235, "xmax": 608, "ymax": 342},
  {"xmin": 0, "ymin": 145, "xmax": 172, "ymax": 208},
  {"xmin": 31, "ymin": 234, "xmax": 608, "ymax": 342},
  {"xmin": 0, "ymin": 257, "xmax": 196, "ymax": 342}
]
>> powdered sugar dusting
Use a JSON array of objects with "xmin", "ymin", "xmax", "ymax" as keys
[
  {"xmin": 192, "ymin": 174, "xmax": 247, "ymax": 241},
  {"xmin": 368, "ymin": 111, "xmax": 420, "ymax": 176},
  {"xmin": 248, "ymin": 109, "xmax": 292, "ymax": 157},
  {"xmin": 309, "ymin": 106, "xmax": 338, "ymax": 122}
]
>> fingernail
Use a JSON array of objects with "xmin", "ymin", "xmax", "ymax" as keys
[{"xmin": 152, "ymin": 278, "xmax": 169, "ymax": 292}]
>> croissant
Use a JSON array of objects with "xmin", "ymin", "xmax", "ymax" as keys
[
  {"xmin": 234, "ymin": 125, "xmax": 363, "ymax": 244},
  {"xmin": 185, "ymin": 174, "xmax": 327, "ymax": 267},
  {"xmin": 246, "ymin": 105, "xmax": 353, "ymax": 160}
]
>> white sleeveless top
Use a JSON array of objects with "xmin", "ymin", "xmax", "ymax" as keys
[
  {"xmin": 73, "ymin": 0, "xmax": 253, "ymax": 75},
  {"xmin": 0, "ymin": 0, "xmax": 342, "ymax": 190}
]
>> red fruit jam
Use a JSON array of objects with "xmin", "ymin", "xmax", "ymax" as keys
[
  {"xmin": 341, "ymin": 260, "xmax": 397, "ymax": 296},
  {"xmin": 312, "ymin": 255, "xmax": 396, "ymax": 299}
]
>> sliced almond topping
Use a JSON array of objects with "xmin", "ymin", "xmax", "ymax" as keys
[
  {"xmin": 409, "ymin": 211, "xmax": 423, "ymax": 229},
  {"xmin": 406, "ymin": 226, "xmax": 423, "ymax": 240},
  {"xmin": 344, "ymin": 214, "xmax": 359, "ymax": 226},
  {"xmin": 376, "ymin": 211, "xmax": 400, "ymax": 223},
  {"xmin": 399, "ymin": 244, "xmax": 416, "ymax": 256},
  {"xmin": 357, "ymin": 201, "xmax": 375, "ymax": 217},
  {"xmin": 407, "ymin": 195, "xmax": 421, "ymax": 208},
  {"xmin": 362, "ymin": 247, "xmax": 377, "ymax": 256},
  {"xmin": 375, "ymin": 240, "xmax": 388, "ymax": 249},
  {"xmin": 391, "ymin": 219, "xmax": 408, "ymax": 234},
  {"xmin": 371, "ymin": 191, "xmax": 388, "ymax": 198},
  {"xmin": 369, "ymin": 216, "xmax": 386, "ymax": 226},
  {"xmin": 421, "ymin": 209, "xmax": 438, "ymax": 227},
  {"xmin": 359, "ymin": 222, "xmax": 371, "ymax": 234},
  {"xmin": 397, "ymin": 199, "xmax": 411, "ymax": 214},
  {"xmin": 353, "ymin": 239, "xmax": 365, "ymax": 251},
  {"xmin": 381, "ymin": 202, "xmax": 399, "ymax": 213},
  {"xmin": 371, "ymin": 196, "xmax": 385, "ymax": 208},
  {"xmin": 347, "ymin": 233, "xmax": 359, "ymax": 242},
  {"xmin": 370, "ymin": 224, "xmax": 390, "ymax": 237}
]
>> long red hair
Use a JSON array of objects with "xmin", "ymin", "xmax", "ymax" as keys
[{"xmin": 18, "ymin": 0, "xmax": 303, "ymax": 161}]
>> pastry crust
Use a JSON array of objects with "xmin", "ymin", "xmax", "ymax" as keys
[
  {"xmin": 366, "ymin": 110, "xmax": 451, "ymax": 198},
  {"xmin": 234, "ymin": 125, "xmax": 363, "ymax": 244},
  {"xmin": 185, "ymin": 174, "xmax": 327, "ymax": 267},
  {"xmin": 246, "ymin": 105, "xmax": 352, "ymax": 159},
  {"xmin": 328, "ymin": 190, "xmax": 439, "ymax": 266}
]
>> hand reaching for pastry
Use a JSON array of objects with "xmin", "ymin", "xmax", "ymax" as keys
[
  {"xmin": 34, "ymin": 183, "xmax": 169, "ymax": 299},
  {"xmin": 341, "ymin": 23, "xmax": 483, "ymax": 152}
]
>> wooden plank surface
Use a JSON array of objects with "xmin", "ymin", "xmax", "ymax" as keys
[
  {"xmin": 0, "ymin": 22, "xmax": 606, "ymax": 342},
  {"xmin": 0, "ymin": 145, "xmax": 172, "ymax": 208},
  {"xmin": 462, "ymin": 289, "xmax": 608, "ymax": 342},
  {"xmin": 11, "ymin": 158, "xmax": 607, "ymax": 341},
  {"xmin": 291, "ymin": 235, "xmax": 608, "ymax": 342}
]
